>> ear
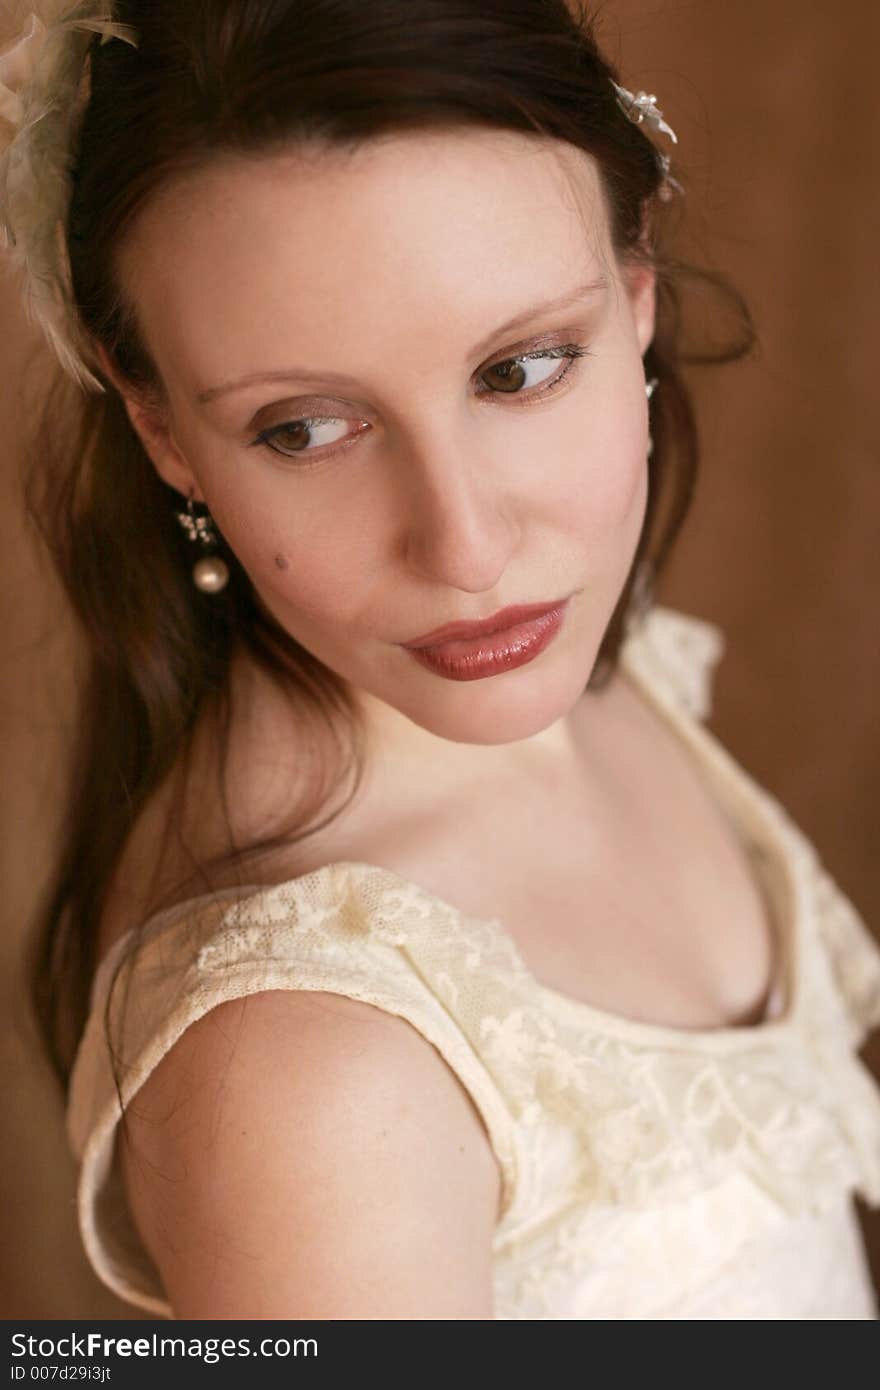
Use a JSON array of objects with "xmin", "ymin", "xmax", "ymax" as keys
[
  {"xmin": 92, "ymin": 341, "xmax": 206, "ymax": 504},
  {"xmin": 621, "ymin": 259, "xmax": 657, "ymax": 357}
]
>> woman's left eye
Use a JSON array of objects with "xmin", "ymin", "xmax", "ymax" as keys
[
  {"xmin": 249, "ymin": 340, "xmax": 591, "ymax": 463},
  {"xmin": 476, "ymin": 342, "xmax": 592, "ymax": 401}
]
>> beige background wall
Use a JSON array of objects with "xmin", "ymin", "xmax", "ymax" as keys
[{"xmin": 2, "ymin": 0, "xmax": 878, "ymax": 1315}]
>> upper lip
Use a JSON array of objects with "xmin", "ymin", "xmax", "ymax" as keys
[{"xmin": 401, "ymin": 597, "xmax": 568, "ymax": 649}]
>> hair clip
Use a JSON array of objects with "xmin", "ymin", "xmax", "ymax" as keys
[{"xmin": 611, "ymin": 82, "xmax": 678, "ymax": 145}]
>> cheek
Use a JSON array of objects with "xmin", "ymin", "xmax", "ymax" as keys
[
  {"xmin": 557, "ymin": 408, "xmax": 648, "ymax": 548},
  {"xmin": 247, "ymin": 528, "xmax": 355, "ymax": 623},
  {"xmin": 188, "ymin": 453, "xmax": 361, "ymax": 622},
  {"xmin": 234, "ymin": 504, "xmax": 381, "ymax": 642}
]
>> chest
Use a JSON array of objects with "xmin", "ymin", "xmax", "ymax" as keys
[
  {"xmin": 444, "ymin": 772, "xmax": 780, "ymax": 1030},
  {"xmin": 99, "ymin": 673, "xmax": 786, "ymax": 1033},
  {"xmin": 343, "ymin": 681, "xmax": 785, "ymax": 1032}
]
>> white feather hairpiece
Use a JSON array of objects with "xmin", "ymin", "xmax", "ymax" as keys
[{"xmin": 0, "ymin": 1, "xmax": 139, "ymax": 394}]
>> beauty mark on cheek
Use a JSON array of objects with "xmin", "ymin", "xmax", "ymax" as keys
[{"xmin": 274, "ymin": 554, "xmax": 290, "ymax": 571}]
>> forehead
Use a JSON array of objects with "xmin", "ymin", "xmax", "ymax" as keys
[{"xmin": 117, "ymin": 127, "xmax": 613, "ymax": 391}]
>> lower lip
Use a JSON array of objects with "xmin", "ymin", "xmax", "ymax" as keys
[{"xmin": 401, "ymin": 599, "xmax": 570, "ymax": 681}]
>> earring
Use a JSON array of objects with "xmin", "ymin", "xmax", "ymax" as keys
[
  {"xmin": 645, "ymin": 375, "xmax": 658, "ymax": 459},
  {"xmin": 174, "ymin": 490, "xmax": 230, "ymax": 593}
]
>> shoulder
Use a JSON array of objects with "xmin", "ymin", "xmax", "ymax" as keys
[
  {"xmin": 96, "ymin": 651, "xmax": 338, "ymax": 965},
  {"xmin": 119, "ymin": 984, "xmax": 500, "ymax": 1317},
  {"xmin": 72, "ymin": 864, "xmax": 522, "ymax": 1314}
]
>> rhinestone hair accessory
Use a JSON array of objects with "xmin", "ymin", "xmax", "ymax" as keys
[
  {"xmin": 612, "ymin": 82, "xmax": 679, "ymax": 144},
  {"xmin": 0, "ymin": 2, "xmax": 139, "ymax": 393},
  {"xmin": 611, "ymin": 82, "xmax": 678, "ymax": 198}
]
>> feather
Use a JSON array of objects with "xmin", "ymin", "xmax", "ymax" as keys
[{"xmin": 0, "ymin": 2, "xmax": 139, "ymax": 393}]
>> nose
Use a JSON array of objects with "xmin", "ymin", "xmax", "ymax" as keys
[{"xmin": 396, "ymin": 427, "xmax": 522, "ymax": 593}]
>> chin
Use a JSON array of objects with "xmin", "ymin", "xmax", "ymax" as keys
[{"xmin": 395, "ymin": 639, "xmax": 600, "ymax": 748}]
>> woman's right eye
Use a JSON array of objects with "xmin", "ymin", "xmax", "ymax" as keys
[{"xmin": 251, "ymin": 416, "xmax": 366, "ymax": 462}]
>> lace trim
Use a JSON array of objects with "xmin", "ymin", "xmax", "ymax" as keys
[
  {"xmin": 623, "ymin": 604, "xmax": 726, "ymax": 722},
  {"xmin": 186, "ymin": 858, "xmax": 880, "ymax": 1218},
  {"xmin": 66, "ymin": 602, "xmax": 880, "ymax": 1308},
  {"xmin": 628, "ymin": 606, "xmax": 880, "ymax": 1047}
]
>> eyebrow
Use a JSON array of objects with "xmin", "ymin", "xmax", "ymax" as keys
[{"xmin": 195, "ymin": 275, "xmax": 609, "ymax": 405}]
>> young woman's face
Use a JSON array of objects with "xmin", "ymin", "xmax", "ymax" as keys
[{"xmin": 115, "ymin": 127, "xmax": 655, "ymax": 755}]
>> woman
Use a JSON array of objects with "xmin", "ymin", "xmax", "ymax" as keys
[{"xmin": 5, "ymin": 0, "xmax": 880, "ymax": 1318}]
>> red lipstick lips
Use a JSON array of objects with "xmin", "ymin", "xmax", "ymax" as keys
[
  {"xmin": 400, "ymin": 596, "xmax": 571, "ymax": 682},
  {"xmin": 402, "ymin": 599, "xmax": 567, "ymax": 649}
]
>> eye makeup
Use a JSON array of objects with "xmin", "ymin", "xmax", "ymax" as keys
[{"xmin": 247, "ymin": 334, "xmax": 594, "ymax": 466}]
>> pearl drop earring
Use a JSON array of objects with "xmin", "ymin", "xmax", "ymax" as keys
[{"xmin": 174, "ymin": 490, "xmax": 230, "ymax": 594}]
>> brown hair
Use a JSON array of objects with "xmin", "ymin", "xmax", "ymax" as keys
[{"xmin": 21, "ymin": 0, "xmax": 756, "ymax": 1089}]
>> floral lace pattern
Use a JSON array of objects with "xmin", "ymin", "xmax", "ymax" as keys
[{"xmin": 66, "ymin": 604, "xmax": 880, "ymax": 1319}]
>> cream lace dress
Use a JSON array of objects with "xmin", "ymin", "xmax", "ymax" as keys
[{"xmin": 66, "ymin": 604, "xmax": 880, "ymax": 1319}]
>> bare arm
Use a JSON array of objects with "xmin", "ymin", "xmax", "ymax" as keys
[{"xmin": 117, "ymin": 989, "xmax": 502, "ymax": 1318}]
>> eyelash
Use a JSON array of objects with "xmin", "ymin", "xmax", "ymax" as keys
[{"xmin": 248, "ymin": 340, "xmax": 592, "ymax": 466}]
